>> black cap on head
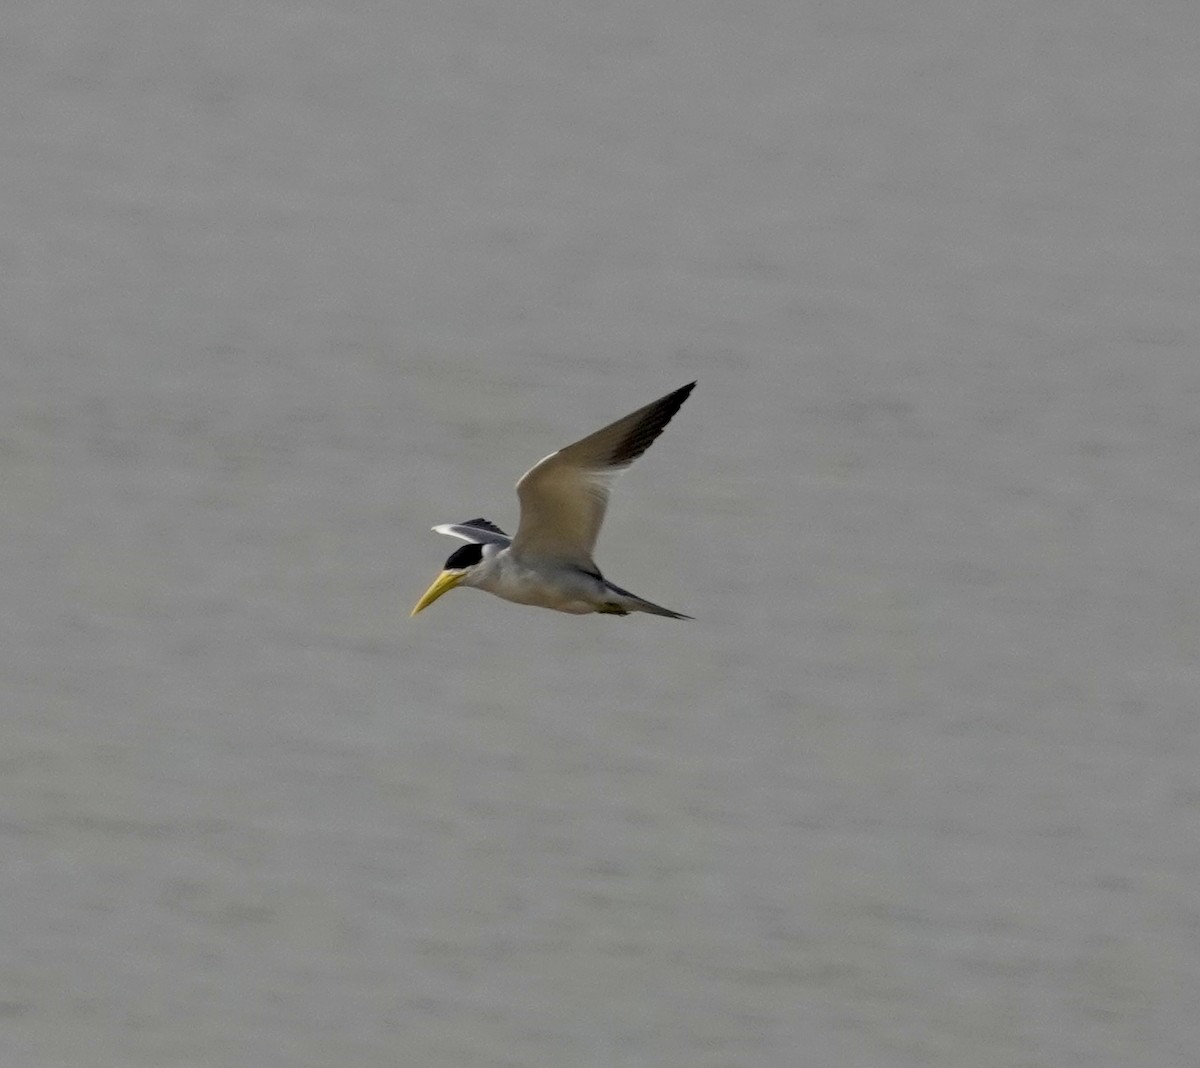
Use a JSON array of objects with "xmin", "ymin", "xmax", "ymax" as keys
[{"xmin": 444, "ymin": 542, "xmax": 484, "ymax": 570}]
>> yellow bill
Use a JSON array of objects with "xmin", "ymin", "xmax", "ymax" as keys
[{"xmin": 410, "ymin": 569, "xmax": 465, "ymax": 616}]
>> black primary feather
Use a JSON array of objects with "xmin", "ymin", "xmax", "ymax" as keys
[
  {"xmin": 606, "ymin": 381, "xmax": 695, "ymax": 467},
  {"xmin": 461, "ymin": 517, "xmax": 508, "ymax": 537}
]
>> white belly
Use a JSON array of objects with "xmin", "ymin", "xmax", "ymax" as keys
[{"xmin": 477, "ymin": 553, "xmax": 605, "ymax": 614}]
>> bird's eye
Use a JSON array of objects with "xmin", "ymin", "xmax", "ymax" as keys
[{"xmin": 444, "ymin": 543, "xmax": 484, "ymax": 570}]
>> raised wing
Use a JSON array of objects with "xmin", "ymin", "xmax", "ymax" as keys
[
  {"xmin": 511, "ymin": 382, "xmax": 694, "ymax": 565},
  {"xmin": 432, "ymin": 517, "xmax": 511, "ymax": 546}
]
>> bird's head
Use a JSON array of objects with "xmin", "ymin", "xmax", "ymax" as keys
[{"xmin": 410, "ymin": 542, "xmax": 485, "ymax": 616}]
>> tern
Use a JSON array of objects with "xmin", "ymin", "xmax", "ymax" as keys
[{"xmin": 411, "ymin": 381, "xmax": 695, "ymax": 619}]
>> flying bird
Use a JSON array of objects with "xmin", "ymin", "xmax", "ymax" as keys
[{"xmin": 411, "ymin": 381, "xmax": 695, "ymax": 619}]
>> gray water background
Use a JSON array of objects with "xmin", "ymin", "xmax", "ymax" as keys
[{"xmin": 3, "ymin": 2, "xmax": 1199, "ymax": 1065}]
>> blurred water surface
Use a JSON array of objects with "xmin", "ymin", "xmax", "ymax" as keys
[{"xmin": 2, "ymin": 2, "xmax": 1198, "ymax": 1066}]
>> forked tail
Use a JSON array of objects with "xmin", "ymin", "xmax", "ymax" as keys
[{"xmin": 603, "ymin": 580, "xmax": 692, "ymax": 619}]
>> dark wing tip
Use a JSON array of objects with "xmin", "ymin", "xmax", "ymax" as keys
[
  {"xmin": 461, "ymin": 517, "xmax": 508, "ymax": 536},
  {"xmin": 608, "ymin": 381, "xmax": 696, "ymax": 467}
]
